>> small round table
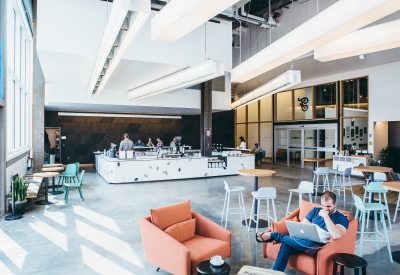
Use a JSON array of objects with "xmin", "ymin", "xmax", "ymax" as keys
[
  {"xmin": 42, "ymin": 167, "xmax": 65, "ymax": 195},
  {"xmin": 332, "ymin": 253, "xmax": 367, "ymax": 275},
  {"xmin": 237, "ymin": 169, "xmax": 276, "ymax": 228},
  {"xmin": 43, "ymin": 164, "xmax": 63, "ymax": 168},
  {"xmin": 197, "ymin": 260, "xmax": 230, "ymax": 275},
  {"xmin": 33, "ymin": 172, "xmax": 59, "ymax": 205}
]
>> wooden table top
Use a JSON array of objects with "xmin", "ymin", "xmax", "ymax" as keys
[
  {"xmin": 353, "ymin": 166, "xmax": 393, "ymax": 173},
  {"xmin": 42, "ymin": 167, "xmax": 64, "ymax": 172},
  {"xmin": 33, "ymin": 172, "xmax": 59, "ymax": 178},
  {"xmin": 237, "ymin": 169, "xmax": 276, "ymax": 177},
  {"xmin": 301, "ymin": 158, "xmax": 329, "ymax": 162},
  {"xmin": 43, "ymin": 164, "xmax": 63, "ymax": 167},
  {"xmin": 383, "ymin": 181, "xmax": 400, "ymax": 192}
]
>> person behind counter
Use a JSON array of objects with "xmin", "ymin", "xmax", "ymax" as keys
[
  {"xmin": 119, "ymin": 133, "xmax": 134, "ymax": 151},
  {"xmin": 147, "ymin": 138, "xmax": 154, "ymax": 147},
  {"xmin": 134, "ymin": 139, "xmax": 146, "ymax": 147},
  {"xmin": 252, "ymin": 143, "xmax": 262, "ymax": 153},
  {"xmin": 237, "ymin": 136, "xmax": 246, "ymax": 149},
  {"xmin": 170, "ymin": 137, "xmax": 177, "ymax": 147},
  {"xmin": 156, "ymin": 137, "xmax": 163, "ymax": 148}
]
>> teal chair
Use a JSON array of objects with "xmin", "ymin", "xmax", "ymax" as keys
[
  {"xmin": 353, "ymin": 194, "xmax": 393, "ymax": 263},
  {"xmin": 57, "ymin": 164, "xmax": 77, "ymax": 189},
  {"xmin": 64, "ymin": 170, "xmax": 85, "ymax": 203},
  {"xmin": 74, "ymin": 162, "xmax": 80, "ymax": 181},
  {"xmin": 255, "ymin": 151, "xmax": 265, "ymax": 166}
]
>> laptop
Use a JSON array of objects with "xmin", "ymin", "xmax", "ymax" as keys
[{"xmin": 285, "ymin": 221, "xmax": 322, "ymax": 243}]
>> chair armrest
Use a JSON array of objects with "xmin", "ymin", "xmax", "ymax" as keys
[
  {"xmin": 316, "ymin": 219, "xmax": 358, "ymax": 275},
  {"xmin": 139, "ymin": 217, "xmax": 190, "ymax": 275},
  {"xmin": 191, "ymin": 211, "xmax": 231, "ymax": 253}
]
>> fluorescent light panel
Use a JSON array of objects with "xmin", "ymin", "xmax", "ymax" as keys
[
  {"xmin": 231, "ymin": 0, "xmax": 400, "ymax": 83},
  {"xmin": 88, "ymin": 0, "xmax": 150, "ymax": 97},
  {"xmin": 314, "ymin": 19, "xmax": 400, "ymax": 62},
  {"xmin": 58, "ymin": 112, "xmax": 182, "ymax": 119},
  {"xmin": 231, "ymin": 70, "xmax": 301, "ymax": 109},
  {"xmin": 151, "ymin": 0, "xmax": 240, "ymax": 43},
  {"xmin": 128, "ymin": 59, "xmax": 224, "ymax": 100}
]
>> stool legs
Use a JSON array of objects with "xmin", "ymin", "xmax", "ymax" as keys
[
  {"xmin": 393, "ymin": 195, "xmax": 400, "ymax": 223},
  {"xmin": 286, "ymin": 191, "xmax": 293, "ymax": 217},
  {"xmin": 222, "ymin": 191, "xmax": 247, "ymax": 229}
]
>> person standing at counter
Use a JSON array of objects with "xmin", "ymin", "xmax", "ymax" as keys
[
  {"xmin": 237, "ymin": 136, "xmax": 246, "ymax": 149},
  {"xmin": 147, "ymin": 138, "xmax": 154, "ymax": 147},
  {"xmin": 156, "ymin": 137, "xmax": 163, "ymax": 148},
  {"xmin": 170, "ymin": 137, "xmax": 177, "ymax": 147},
  {"xmin": 119, "ymin": 133, "xmax": 134, "ymax": 151},
  {"xmin": 135, "ymin": 139, "xmax": 146, "ymax": 147}
]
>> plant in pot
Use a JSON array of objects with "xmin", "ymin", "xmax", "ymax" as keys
[
  {"xmin": 9, "ymin": 177, "xmax": 28, "ymax": 215},
  {"xmin": 380, "ymin": 145, "xmax": 400, "ymax": 173}
]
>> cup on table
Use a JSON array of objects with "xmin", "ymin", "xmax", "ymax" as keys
[{"xmin": 210, "ymin": 255, "xmax": 223, "ymax": 265}]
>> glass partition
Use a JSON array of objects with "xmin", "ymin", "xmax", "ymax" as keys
[
  {"xmin": 315, "ymin": 83, "xmax": 337, "ymax": 118},
  {"xmin": 260, "ymin": 96, "xmax": 272, "ymax": 121},
  {"xmin": 248, "ymin": 101, "xmax": 259, "ymax": 122},
  {"xmin": 343, "ymin": 77, "xmax": 368, "ymax": 117},
  {"xmin": 260, "ymin": 122, "xmax": 272, "ymax": 158},
  {"xmin": 236, "ymin": 124, "xmax": 246, "ymax": 147},
  {"xmin": 304, "ymin": 129, "xmax": 318, "ymax": 148},
  {"xmin": 342, "ymin": 118, "xmax": 368, "ymax": 151},
  {"xmin": 276, "ymin": 91, "xmax": 293, "ymax": 121},
  {"xmin": 294, "ymin": 87, "xmax": 313, "ymax": 120},
  {"xmin": 289, "ymin": 130, "xmax": 302, "ymax": 147},
  {"xmin": 248, "ymin": 123, "xmax": 258, "ymax": 149},
  {"xmin": 236, "ymin": 106, "xmax": 246, "ymax": 123},
  {"xmin": 276, "ymin": 129, "xmax": 287, "ymax": 146}
]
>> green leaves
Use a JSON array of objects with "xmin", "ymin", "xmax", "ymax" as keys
[
  {"xmin": 12, "ymin": 177, "xmax": 28, "ymax": 202},
  {"xmin": 380, "ymin": 146, "xmax": 400, "ymax": 173}
]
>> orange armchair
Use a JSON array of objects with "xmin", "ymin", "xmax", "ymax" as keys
[
  {"xmin": 263, "ymin": 200, "xmax": 357, "ymax": 275},
  {"xmin": 139, "ymin": 200, "xmax": 231, "ymax": 275}
]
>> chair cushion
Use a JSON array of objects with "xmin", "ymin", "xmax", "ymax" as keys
[
  {"xmin": 165, "ymin": 218, "xmax": 196, "ymax": 243},
  {"xmin": 182, "ymin": 235, "xmax": 230, "ymax": 275},
  {"xmin": 151, "ymin": 200, "xmax": 192, "ymax": 230},
  {"xmin": 271, "ymin": 216, "xmax": 299, "ymax": 235}
]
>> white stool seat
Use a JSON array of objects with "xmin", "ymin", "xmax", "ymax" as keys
[
  {"xmin": 286, "ymin": 181, "xmax": 313, "ymax": 216},
  {"xmin": 221, "ymin": 180, "xmax": 247, "ymax": 229},
  {"xmin": 248, "ymin": 187, "xmax": 277, "ymax": 233}
]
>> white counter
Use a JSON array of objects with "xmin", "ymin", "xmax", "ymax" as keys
[
  {"xmin": 332, "ymin": 155, "xmax": 385, "ymax": 180},
  {"xmin": 97, "ymin": 154, "xmax": 255, "ymax": 183}
]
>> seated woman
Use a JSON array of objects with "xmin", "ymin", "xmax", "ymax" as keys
[{"xmin": 147, "ymin": 138, "xmax": 154, "ymax": 147}]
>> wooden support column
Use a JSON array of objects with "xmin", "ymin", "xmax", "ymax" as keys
[{"xmin": 200, "ymin": 80, "xmax": 212, "ymax": 157}]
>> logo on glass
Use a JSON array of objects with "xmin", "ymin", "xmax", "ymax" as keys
[{"xmin": 298, "ymin": 97, "xmax": 309, "ymax": 112}]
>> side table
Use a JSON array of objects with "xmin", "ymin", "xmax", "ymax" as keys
[
  {"xmin": 332, "ymin": 253, "xmax": 367, "ymax": 275},
  {"xmin": 197, "ymin": 260, "xmax": 230, "ymax": 275}
]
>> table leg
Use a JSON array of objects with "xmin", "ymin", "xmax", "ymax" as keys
[
  {"xmin": 35, "ymin": 178, "xmax": 58, "ymax": 205},
  {"xmin": 242, "ymin": 176, "xmax": 269, "ymax": 228},
  {"xmin": 48, "ymin": 176, "xmax": 64, "ymax": 195}
]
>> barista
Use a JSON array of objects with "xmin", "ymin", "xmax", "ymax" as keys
[
  {"xmin": 170, "ymin": 137, "xmax": 177, "ymax": 147},
  {"xmin": 119, "ymin": 133, "xmax": 134, "ymax": 151}
]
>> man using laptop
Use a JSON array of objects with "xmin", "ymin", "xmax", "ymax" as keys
[{"xmin": 256, "ymin": 191, "xmax": 348, "ymax": 272}]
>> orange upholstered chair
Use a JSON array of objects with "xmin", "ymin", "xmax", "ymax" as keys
[
  {"xmin": 139, "ymin": 200, "xmax": 231, "ymax": 275},
  {"xmin": 263, "ymin": 200, "xmax": 357, "ymax": 275}
]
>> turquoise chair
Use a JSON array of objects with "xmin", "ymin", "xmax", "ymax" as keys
[
  {"xmin": 74, "ymin": 162, "xmax": 80, "ymax": 181},
  {"xmin": 353, "ymin": 194, "xmax": 393, "ymax": 263},
  {"xmin": 57, "ymin": 164, "xmax": 77, "ymax": 189},
  {"xmin": 64, "ymin": 170, "xmax": 85, "ymax": 203}
]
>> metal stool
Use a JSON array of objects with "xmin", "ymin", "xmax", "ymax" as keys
[
  {"xmin": 353, "ymin": 195, "xmax": 393, "ymax": 263},
  {"xmin": 221, "ymin": 180, "xmax": 247, "ymax": 229},
  {"xmin": 332, "ymin": 253, "xmax": 367, "ymax": 275},
  {"xmin": 248, "ymin": 187, "xmax": 277, "ymax": 233},
  {"xmin": 313, "ymin": 167, "xmax": 330, "ymax": 202},
  {"xmin": 286, "ymin": 181, "xmax": 313, "ymax": 216}
]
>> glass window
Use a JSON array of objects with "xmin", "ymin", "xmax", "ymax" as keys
[
  {"xmin": 343, "ymin": 77, "xmax": 368, "ymax": 117},
  {"xmin": 236, "ymin": 124, "xmax": 246, "ymax": 147},
  {"xmin": 289, "ymin": 130, "xmax": 301, "ymax": 147},
  {"xmin": 260, "ymin": 96, "xmax": 272, "ymax": 121},
  {"xmin": 342, "ymin": 118, "xmax": 368, "ymax": 151},
  {"xmin": 315, "ymin": 83, "xmax": 336, "ymax": 118},
  {"xmin": 276, "ymin": 91, "xmax": 293, "ymax": 121},
  {"xmin": 294, "ymin": 87, "xmax": 312, "ymax": 120},
  {"xmin": 236, "ymin": 106, "xmax": 246, "ymax": 123},
  {"xmin": 276, "ymin": 129, "xmax": 287, "ymax": 146},
  {"xmin": 304, "ymin": 129, "xmax": 317, "ymax": 147},
  {"xmin": 275, "ymin": 148, "xmax": 287, "ymax": 165},
  {"xmin": 248, "ymin": 101, "xmax": 259, "ymax": 122},
  {"xmin": 248, "ymin": 123, "xmax": 258, "ymax": 149},
  {"xmin": 319, "ymin": 129, "xmax": 336, "ymax": 149},
  {"xmin": 260, "ymin": 122, "xmax": 272, "ymax": 157}
]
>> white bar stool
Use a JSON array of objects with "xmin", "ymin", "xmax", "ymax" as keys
[
  {"xmin": 353, "ymin": 195, "xmax": 393, "ymax": 263},
  {"xmin": 221, "ymin": 180, "xmax": 247, "ymax": 229},
  {"xmin": 332, "ymin": 167, "xmax": 354, "ymax": 203},
  {"xmin": 313, "ymin": 167, "xmax": 330, "ymax": 203},
  {"xmin": 248, "ymin": 187, "xmax": 277, "ymax": 233},
  {"xmin": 285, "ymin": 181, "xmax": 313, "ymax": 216},
  {"xmin": 393, "ymin": 195, "xmax": 400, "ymax": 223}
]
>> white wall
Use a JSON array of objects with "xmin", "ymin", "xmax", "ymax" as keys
[
  {"xmin": 290, "ymin": 60, "xmax": 400, "ymax": 156},
  {"xmin": 6, "ymin": 157, "xmax": 29, "ymax": 196},
  {"xmin": 374, "ymin": 121, "xmax": 388, "ymax": 158}
]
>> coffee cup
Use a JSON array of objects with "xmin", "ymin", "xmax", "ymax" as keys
[{"xmin": 210, "ymin": 255, "xmax": 222, "ymax": 265}]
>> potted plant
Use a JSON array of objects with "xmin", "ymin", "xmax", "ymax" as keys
[
  {"xmin": 9, "ymin": 177, "xmax": 28, "ymax": 215},
  {"xmin": 380, "ymin": 145, "xmax": 400, "ymax": 173}
]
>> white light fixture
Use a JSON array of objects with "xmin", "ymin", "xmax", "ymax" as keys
[
  {"xmin": 88, "ymin": 0, "xmax": 150, "ymax": 97},
  {"xmin": 58, "ymin": 112, "xmax": 182, "ymax": 119},
  {"xmin": 151, "ymin": 0, "xmax": 240, "ymax": 43},
  {"xmin": 231, "ymin": 0, "xmax": 400, "ymax": 83},
  {"xmin": 315, "ymin": 19, "xmax": 400, "ymax": 62},
  {"xmin": 359, "ymin": 54, "xmax": 366, "ymax": 60},
  {"xmin": 128, "ymin": 59, "xmax": 224, "ymax": 100},
  {"xmin": 231, "ymin": 70, "xmax": 301, "ymax": 109}
]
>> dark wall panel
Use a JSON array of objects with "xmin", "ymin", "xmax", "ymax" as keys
[
  {"xmin": 388, "ymin": 121, "xmax": 400, "ymax": 147},
  {"xmin": 45, "ymin": 110, "xmax": 234, "ymax": 164}
]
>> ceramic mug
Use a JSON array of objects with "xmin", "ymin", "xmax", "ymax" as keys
[{"xmin": 210, "ymin": 255, "xmax": 222, "ymax": 265}]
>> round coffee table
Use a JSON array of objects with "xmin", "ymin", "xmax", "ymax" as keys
[
  {"xmin": 237, "ymin": 169, "xmax": 276, "ymax": 228},
  {"xmin": 197, "ymin": 260, "xmax": 230, "ymax": 275},
  {"xmin": 42, "ymin": 167, "xmax": 65, "ymax": 195},
  {"xmin": 332, "ymin": 253, "xmax": 367, "ymax": 275},
  {"xmin": 33, "ymin": 172, "xmax": 59, "ymax": 205}
]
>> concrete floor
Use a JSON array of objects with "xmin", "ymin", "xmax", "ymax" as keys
[{"xmin": 1, "ymin": 164, "xmax": 400, "ymax": 275}]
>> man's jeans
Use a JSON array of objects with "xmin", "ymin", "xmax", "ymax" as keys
[{"xmin": 270, "ymin": 232, "xmax": 323, "ymax": 272}]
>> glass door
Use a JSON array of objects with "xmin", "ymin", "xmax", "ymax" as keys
[{"xmin": 288, "ymin": 129, "xmax": 302, "ymax": 166}]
